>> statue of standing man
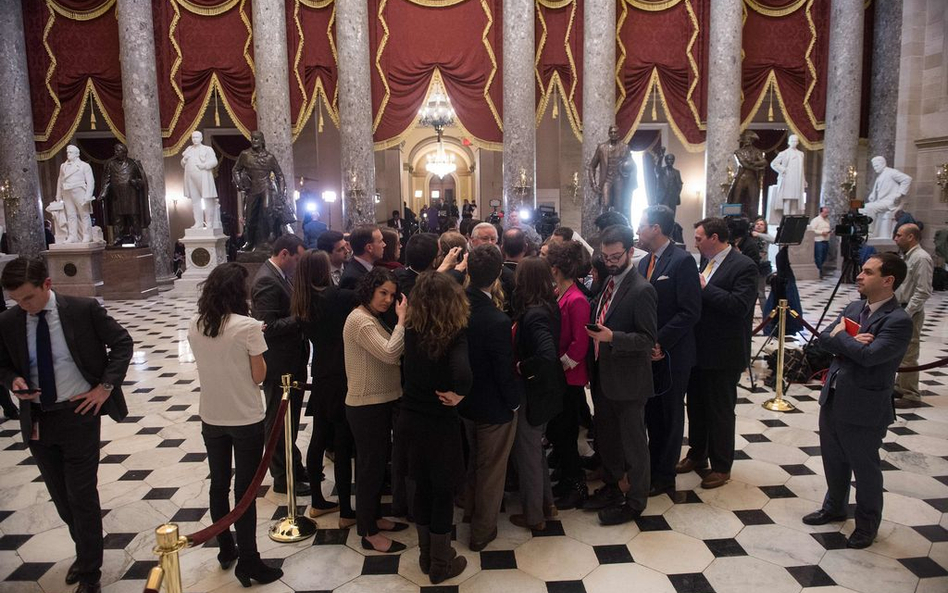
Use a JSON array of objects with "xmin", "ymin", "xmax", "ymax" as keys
[
  {"xmin": 99, "ymin": 142, "xmax": 150, "ymax": 247},
  {"xmin": 232, "ymin": 131, "xmax": 292, "ymax": 252},
  {"xmin": 860, "ymin": 156, "xmax": 912, "ymax": 239},
  {"xmin": 181, "ymin": 131, "xmax": 220, "ymax": 230},
  {"xmin": 51, "ymin": 144, "xmax": 96, "ymax": 243},
  {"xmin": 586, "ymin": 125, "xmax": 636, "ymax": 217},
  {"xmin": 726, "ymin": 130, "xmax": 768, "ymax": 217}
]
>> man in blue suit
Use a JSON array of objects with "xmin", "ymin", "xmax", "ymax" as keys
[
  {"xmin": 636, "ymin": 205, "xmax": 701, "ymax": 496},
  {"xmin": 803, "ymin": 252, "xmax": 912, "ymax": 549}
]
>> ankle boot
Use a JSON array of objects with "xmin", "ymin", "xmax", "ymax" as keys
[
  {"xmin": 428, "ymin": 532, "xmax": 466, "ymax": 584},
  {"xmin": 216, "ymin": 531, "xmax": 238, "ymax": 570},
  {"xmin": 416, "ymin": 524, "xmax": 431, "ymax": 575},
  {"xmin": 234, "ymin": 554, "xmax": 283, "ymax": 587}
]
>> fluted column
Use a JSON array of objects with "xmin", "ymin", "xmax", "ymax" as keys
[
  {"xmin": 704, "ymin": 0, "xmax": 743, "ymax": 217},
  {"xmin": 820, "ymin": 0, "xmax": 865, "ymax": 224},
  {"xmin": 0, "ymin": 0, "xmax": 45, "ymax": 257},
  {"xmin": 581, "ymin": 0, "xmax": 616, "ymax": 237},
  {"xmin": 336, "ymin": 0, "xmax": 376, "ymax": 228},
  {"xmin": 251, "ymin": 0, "xmax": 296, "ymax": 220},
  {"xmin": 116, "ymin": 0, "xmax": 173, "ymax": 284},
  {"xmin": 866, "ymin": 0, "xmax": 902, "ymax": 190},
  {"xmin": 503, "ymin": 0, "xmax": 535, "ymax": 221}
]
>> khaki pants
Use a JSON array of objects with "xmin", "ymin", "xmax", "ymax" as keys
[
  {"xmin": 463, "ymin": 416, "xmax": 517, "ymax": 544},
  {"xmin": 895, "ymin": 310, "xmax": 924, "ymax": 401}
]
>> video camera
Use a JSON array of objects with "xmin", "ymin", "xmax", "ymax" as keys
[
  {"xmin": 534, "ymin": 205, "xmax": 560, "ymax": 240},
  {"xmin": 836, "ymin": 211, "xmax": 872, "ymax": 264}
]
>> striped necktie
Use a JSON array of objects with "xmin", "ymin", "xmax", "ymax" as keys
[{"xmin": 646, "ymin": 254, "xmax": 657, "ymax": 281}]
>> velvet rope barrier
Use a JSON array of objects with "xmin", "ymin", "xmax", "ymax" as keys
[{"xmin": 184, "ymin": 398, "xmax": 289, "ymax": 547}]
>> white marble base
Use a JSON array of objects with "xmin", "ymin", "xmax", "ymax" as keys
[
  {"xmin": 787, "ymin": 229, "xmax": 821, "ymax": 280},
  {"xmin": 867, "ymin": 237, "xmax": 898, "ymax": 254},
  {"xmin": 175, "ymin": 227, "xmax": 228, "ymax": 293},
  {"xmin": 48, "ymin": 240, "xmax": 107, "ymax": 251}
]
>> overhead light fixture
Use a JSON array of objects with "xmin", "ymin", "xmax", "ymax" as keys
[{"xmin": 419, "ymin": 79, "xmax": 458, "ymax": 180}]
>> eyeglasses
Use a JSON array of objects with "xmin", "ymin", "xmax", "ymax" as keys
[{"xmin": 600, "ymin": 251, "xmax": 626, "ymax": 264}]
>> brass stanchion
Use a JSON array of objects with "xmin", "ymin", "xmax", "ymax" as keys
[
  {"xmin": 152, "ymin": 524, "xmax": 186, "ymax": 593},
  {"xmin": 763, "ymin": 299, "xmax": 797, "ymax": 412},
  {"xmin": 143, "ymin": 566, "xmax": 164, "ymax": 593},
  {"xmin": 269, "ymin": 374, "xmax": 317, "ymax": 542}
]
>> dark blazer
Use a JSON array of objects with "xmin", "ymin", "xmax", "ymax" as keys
[
  {"xmin": 590, "ymin": 269, "xmax": 657, "ymax": 401},
  {"xmin": 694, "ymin": 249, "xmax": 759, "ymax": 371},
  {"xmin": 339, "ymin": 258, "xmax": 370, "ymax": 290},
  {"xmin": 301, "ymin": 286, "xmax": 356, "ymax": 417},
  {"xmin": 459, "ymin": 288, "xmax": 522, "ymax": 425},
  {"xmin": 500, "ymin": 263, "xmax": 516, "ymax": 314},
  {"xmin": 640, "ymin": 243, "xmax": 701, "ymax": 372},
  {"xmin": 394, "ymin": 267, "xmax": 420, "ymax": 297},
  {"xmin": 819, "ymin": 298, "xmax": 912, "ymax": 427},
  {"xmin": 251, "ymin": 260, "xmax": 308, "ymax": 384},
  {"xmin": 736, "ymin": 236, "xmax": 761, "ymax": 267},
  {"xmin": 515, "ymin": 304, "xmax": 564, "ymax": 425},
  {"xmin": 0, "ymin": 293, "xmax": 134, "ymax": 441}
]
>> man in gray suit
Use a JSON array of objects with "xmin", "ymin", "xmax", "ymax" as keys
[
  {"xmin": 583, "ymin": 224, "xmax": 657, "ymax": 525},
  {"xmin": 803, "ymin": 253, "xmax": 912, "ymax": 549}
]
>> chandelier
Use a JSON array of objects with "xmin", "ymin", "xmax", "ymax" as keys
[
  {"xmin": 426, "ymin": 143, "xmax": 456, "ymax": 179},
  {"xmin": 420, "ymin": 80, "xmax": 458, "ymax": 179}
]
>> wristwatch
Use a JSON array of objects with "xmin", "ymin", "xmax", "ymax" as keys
[{"xmin": 101, "ymin": 383, "xmax": 114, "ymax": 394}]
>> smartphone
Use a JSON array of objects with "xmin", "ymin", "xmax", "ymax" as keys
[
  {"xmin": 12, "ymin": 389, "xmax": 38, "ymax": 395},
  {"xmin": 585, "ymin": 323, "xmax": 602, "ymax": 332}
]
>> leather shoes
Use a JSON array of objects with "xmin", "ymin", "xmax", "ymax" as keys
[
  {"xmin": 598, "ymin": 503, "xmax": 642, "ymax": 526},
  {"xmin": 583, "ymin": 484, "xmax": 623, "ymax": 511},
  {"xmin": 509, "ymin": 514, "xmax": 545, "ymax": 531},
  {"xmin": 648, "ymin": 482, "xmax": 675, "ymax": 497},
  {"xmin": 675, "ymin": 457, "xmax": 709, "ymax": 474},
  {"xmin": 893, "ymin": 397, "xmax": 923, "ymax": 409},
  {"xmin": 65, "ymin": 561, "xmax": 80, "ymax": 585},
  {"xmin": 469, "ymin": 527, "xmax": 497, "ymax": 552},
  {"xmin": 846, "ymin": 530, "xmax": 876, "ymax": 549},
  {"xmin": 699, "ymin": 471, "xmax": 730, "ymax": 489},
  {"xmin": 272, "ymin": 481, "xmax": 311, "ymax": 496},
  {"xmin": 73, "ymin": 583, "xmax": 101, "ymax": 593},
  {"xmin": 802, "ymin": 509, "xmax": 848, "ymax": 526}
]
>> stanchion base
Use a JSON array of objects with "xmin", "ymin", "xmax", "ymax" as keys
[
  {"xmin": 269, "ymin": 516, "xmax": 317, "ymax": 543},
  {"xmin": 762, "ymin": 397, "xmax": 796, "ymax": 412}
]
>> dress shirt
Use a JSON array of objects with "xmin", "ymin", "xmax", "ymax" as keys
[
  {"xmin": 331, "ymin": 265, "xmax": 342, "ymax": 286},
  {"xmin": 895, "ymin": 244, "xmax": 934, "ymax": 317},
  {"xmin": 27, "ymin": 291, "xmax": 92, "ymax": 402},
  {"xmin": 596, "ymin": 259, "xmax": 634, "ymax": 320},
  {"xmin": 703, "ymin": 245, "xmax": 732, "ymax": 281},
  {"xmin": 809, "ymin": 216, "xmax": 831, "ymax": 242}
]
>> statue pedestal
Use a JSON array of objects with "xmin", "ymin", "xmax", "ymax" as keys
[
  {"xmin": 867, "ymin": 237, "xmax": 898, "ymax": 254},
  {"xmin": 236, "ymin": 250, "xmax": 270, "ymax": 292},
  {"xmin": 101, "ymin": 247, "xmax": 158, "ymax": 300},
  {"xmin": 42, "ymin": 244, "xmax": 105, "ymax": 298},
  {"xmin": 175, "ymin": 227, "xmax": 229, "ymax": 293},
  {"xmin": 786, "ymin": 229, "xmax": 821, "ymax": 281}
]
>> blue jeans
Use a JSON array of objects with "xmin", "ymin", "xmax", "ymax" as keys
[{"xmin": 814, "ymin": 241, "xmax": 829, "ymax": 273}]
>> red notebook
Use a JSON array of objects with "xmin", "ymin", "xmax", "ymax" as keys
[{"xmin": 843, "ymin": 317, "xmax": 860, "ymax": 336}]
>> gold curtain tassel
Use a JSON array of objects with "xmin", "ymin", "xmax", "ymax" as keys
[
  {"xmin": 651, "ymin": 84, "xmax": 658, "ymax": 121},
  {"xmin": 552, "ymin": 85, "xmax": 559, "ymax": 119},
  {"xmin": 317, "ymin": 99, "xmax": 324, "ymax": 133},
  {"xmin": 89, "ymin": 100, "xmax": 97, "ymax": 130},
  {"xmin": 214, "ymin": 89, "xmax": 221, "ymax": 126},
  {"xmin": 767, "ymin": 81, "xmax": 774, "ymax": 122}
]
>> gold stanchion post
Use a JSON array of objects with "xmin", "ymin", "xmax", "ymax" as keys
[
  {"xmin": 763, "ymin": 299, "xmax": 796, "ymax": 412},
  {"xmin": 143, "ymin": 566, "xmax": 164, "ymax": 593},
  {"xmin": 269, "ymin": 374, "xmax": 317, "ymax": 542},
  {"xmin": 152, "ymin": 524, "xmax": 185, "ymax": 593}
]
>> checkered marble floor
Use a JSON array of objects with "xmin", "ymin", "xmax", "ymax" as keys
[{"xmin": 1, "ymin": 276, "xmax": 947, "ymax": 593}]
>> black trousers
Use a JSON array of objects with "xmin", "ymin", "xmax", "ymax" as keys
[
  {"xmin": 0, "ymin": 385, "xmax": 17, "ymax": 417},
  {"xmin": 546, "ymin": 385, "xmax": 586, "ymax": 481},
  {"xmin": 819, "ymin": 394, "xmax": 886, "ymax": 536},
  {"xmin": 263, "ymin": 379, "xmax": 306, "ymax": 485},
  {"xmin": 685, "ymin": 367, "xmax": 741, "ymax": 473},
  {"xmin": 29, "ymin": 408, "xmax": 103, "ymax": 585},
  {"xmin": 645, "ymin": 365, "xmax": 690, "ymax": 485},
  {"xmin": 346, "ymin": 401, "xmax": 394, "ymax": 536},
  {"xmin": 202, "ymin": 421, "xmax": 264, "ymax": 558},
  {"xmin": 593, "ymin": 386, "xmax": 649, "ymax": 512},
  {"xmin": 307, "ymin": 412, "xmax": 354, "ymax": 515}
]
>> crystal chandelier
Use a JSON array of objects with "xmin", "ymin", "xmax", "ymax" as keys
[
  {"xmin": 426, "ymin": 143, "xmax": 456, "ymax": 179},
  {"xmin": 419, "ymin": 80, "xmax": 458, "ymax": 179}
]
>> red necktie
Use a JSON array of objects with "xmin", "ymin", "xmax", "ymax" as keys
[{"xmin": 595, "ymin": 277, "xmax": 615, "ymax": 359}]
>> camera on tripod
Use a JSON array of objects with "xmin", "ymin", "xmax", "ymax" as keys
[
  {"xmin": 534, "ymin": 205, "xmax": 560, "ymax": 240},
  {"xmin": 835, "ymin": 211, "xmax": 872, "ymax": 262}
]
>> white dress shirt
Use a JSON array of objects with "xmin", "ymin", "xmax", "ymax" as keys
[
  {"xmin": 27, "ymin": 291, "xmax": 92, "ymax": 402},
  {"xmin": 703, "ymin": 245, "xmax": 732, "ymax": 281}
]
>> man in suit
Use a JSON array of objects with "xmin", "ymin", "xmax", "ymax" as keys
[
  {"xmin": 583, "ymin": 224, "xmax": 658, "ymax": 525},
  {"xmin": 251, "ymin": 233, "xmax": 310, "ymax": 495},
  {"xmin": 0, "ymin": 257, "xmax": 133, "ymax": 593},
  {"xmin": 676, "ymin": 217, "xmax": 758, "ymax": 489},
  {"xmin": 316, "ymin": 230, "xmax": 350, "ymax": 287},
  {"xmin": 803, "ymin": 253, "xmax": 912, "ymax": 548},
  {"xmin": 387, "ymin": 210, "xmax": 406, "ymax": 240},
  {"xmin": 395, "ymin": 233, "xmax": 439, "ymax": 297},
  {"xmin": 636, "ymin": 205, "xmax": 701, "ymax": 496},
  {"xmin": 339, "ymin": 225, "xmax": 386, "ymax": 290},
  {"xmin": 500, "ymin": 228, "xmax": 526, "ymax": 312}
]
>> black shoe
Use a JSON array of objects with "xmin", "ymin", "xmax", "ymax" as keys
[
  {"xmin": 378, "ymin": 520, "xmax": 409, "ymax": 532},
  {"xmin": 272, "ymin": 481, "xmax": 311, "ymax": 496},
  {"xmin": 598, "ymin": 503, "xmax": 642, "ymax": 526},
  {"xmin": 554, "ymin": 479, "xmax": 588, "ymax": 510},
  {"xmin": 73, "ymin": 583, "xmax": 100, "ymax": 593},
  {"xmin": 648, "ymin": 482, "xmax": 675, "ymax": 497},
  {"xmin": 2, "ymin": 407, "xmax": 19, "ymax": 421},
  {"xmin": 218, "ymin": 546, "xmax": 239, "ymax": 570},
  {"xmin": 846, "ymin": 530, "xmax": 876, "ymax": 549},
  {"xmin": 583, "ymin": 484, "xmax": 623, "ymax": 511},
  {"xmin": 361, "ymin": 536, "xmax": 407, "ymax": 553},
  {"xmin": 65, "ymin": 561, "xmax": 80, "ymax": 585},
  {"xmin": 234, "ymin": 556, "xmax": 283, "ymax": 587},
  {"xmin": 802, "ymin": 509, "xmax": 848, "ymax": 526}
]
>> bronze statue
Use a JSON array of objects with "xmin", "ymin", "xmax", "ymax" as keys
[
  {"xmin": 232, "ymin": 130, "xmax": 293, "ymax": 252},
  {"xmin": 586, "ymin": 125, "xmax": 636, "ymax": 216},
  {"xmin": 98, "ymin": 142, "xmax": 151, "ymax": 247},
  {"xmin": 653, "ymin": 149, "xmax": 683, "ymax": 216},
  {"xmin": 726, "ymin": 130, "xmax": 768, "ymax": 217}
]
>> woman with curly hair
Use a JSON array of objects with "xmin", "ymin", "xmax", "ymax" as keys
[
  {"xmin": 397, "ymin": 271, "xmax": 472, "ymax": 583},
  {"xmin": 344, "ymin": 267, "xmax": 408, "ymax": 553},
  {"xmin": 188, "ymin": 263, "xmax": 283, "ymax": 586}
]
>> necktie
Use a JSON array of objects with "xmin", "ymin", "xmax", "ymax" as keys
[
  {"xmin": 646, "ymin": 254, "xmax": 657, "ymax": 281},
  {"xmin": 702, "ymin": 258, "xmax": 715, "ymax": 279},
  {"xmin": 332, "ymin": 269, "xmax": 341, "ymax": 286},
  {"xmin": 595, "ymin": 277, "xmax": 616, "ymax": 360},
  {"xmin": 858, "ymin": 304, "xmax": 871, "ymax": 328},
  {"xmin": 36, "ymin": 311, "xmax": 57, "ymax": 406}
]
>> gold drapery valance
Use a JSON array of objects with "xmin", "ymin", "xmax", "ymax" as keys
[
  {"xmin": 46, "ymin": 0, "xmax": 115, "ymax": 21},
  {"xmin": 624, "ymin": 0, "xmax": 683, "ymax": 11},
  {"xmin": 743, "ymin": 0, "xmax": 807, "ymax": 17},
  {"xmin": 402, "ymin": 0, "xmax": 469, "ymax": 7},
  {"xmin": 175, "ymin": 0, "xmax": 241, "ymax": 17}
]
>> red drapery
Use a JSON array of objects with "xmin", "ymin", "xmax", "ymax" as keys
[
  {"xmin": 287, "ymin": 0, "xmax": 339, "ymax": 139},
  {"xmin": 615, "ymin": 0, "xmax": 709, "ymax": 151},
  {"xmin": 535, "ymin": 0, "xmax": 583, "ymax": 141},
  {"xmin": 369, "ymin": 0, "xmax": 504, "ymax": 149},
  {"xmin": 24, "ymin": 0, "xmax": 125, "ymax": 160}
]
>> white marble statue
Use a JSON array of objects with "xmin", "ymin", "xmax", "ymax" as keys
[
  {"xmin": 52, "ymin": 145, "xmax": 96, "ymax": 243},
  {"xmin": 860, "ymin": 156, "xmax": 912, "ymax": 239},
  {"xmin": 181, "ymin": 131, "xmax": 220, "ymax": 229},
  {"xmin": 770, "ymin": 134, "xmax": 806, "ymax": 217}
]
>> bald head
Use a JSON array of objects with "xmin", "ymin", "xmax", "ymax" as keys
[{"xmin": 894, "ymin": 223, "xmax": 921, "ymax": 252}]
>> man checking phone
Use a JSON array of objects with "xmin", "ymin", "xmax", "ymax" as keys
[{"xmin": 0, "ymin": 257, "xmax": 133, "ymax": 593}]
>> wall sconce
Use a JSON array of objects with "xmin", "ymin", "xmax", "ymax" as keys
[
  {"xmin": 936, "ymin": 163, "xmax": 948, "ymax": 203},
  {"xmin": 374, "ymin": 192, "xmax": 381, "ymax": 204},
  {"xmin": 0, "ymin": 179, "xmax": 17, "ymax": 215}
]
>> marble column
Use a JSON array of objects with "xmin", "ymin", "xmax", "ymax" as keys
[
  {"xmin": 866, "ymin": 0, "xmax": 902, "ymax": 191},
  {"xmin": 503, "ymin": 0, "xmax": 535, "ymax": 221},
  {"xmin": 336, "ymin": 0, "xmax": 376, "ymax": 228},
  {"xmin": 704, "ymin": 0, "xmax": 743, "ymax": 218},
  {"xmin": 581, "ymin": 0, "xmax": 616, "ymax": 237},
  {"xmin": 251, "ymin": 0, "xmax": 296, "ymax": 221},
  {"xmin": 819, "ymin": 0, "xmax": 865, "ymax": 225},
  {"xmin": 0, "ymin": 0, "xmax": 45, "ymax": 257},
  {"xmin": 116, "ymin": 0, "xmax": 173, "ymax": 285}
]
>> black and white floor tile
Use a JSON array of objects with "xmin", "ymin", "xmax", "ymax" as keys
[{"xmin": 1, "ymin": 277, "xmax": 946, "ymax": 593}]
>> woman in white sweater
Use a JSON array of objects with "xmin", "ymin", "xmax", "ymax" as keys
[{"xmin": 344, "ymin": 267, "xmax": 408, "ymax": 553}]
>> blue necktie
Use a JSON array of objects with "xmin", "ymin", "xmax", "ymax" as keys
[
  {"xmin": 858, "ymin": 305, "xmax": 871, "ymax": 329},
  {"xmin": 36, "ymin": 311, "xmax": 57, "ymax": 406}
]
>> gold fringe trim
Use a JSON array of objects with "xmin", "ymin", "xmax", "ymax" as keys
[
  {"xmin": 300, "ymin": 0, "xmax": 334, "ymax": 7},
  {"xmin": 615, "ymin": 0, "xmax": 628, "ymax": 113},
  {"xmin": 240, "ymin": 0, "xmax": 256, "ymax": 107},
  {"xmin": 683, "ymin": 0, "xmax": 704, "ymax": 130},
  {"xmin": 176, "ymin": 0, "xmax": 240, "ymax": 17},
  {"xmin": 47, "ymin": 0, "xmax": 114, "ymax": 21},
  {"xmin": 34, "ymin": 2, "xmax": 61, "ymax": 142},
  {"xmin": 802, "ymin": 0, "xmax": 824, "ymax": 130},
  {"xmin": 162, "ymin": 0, "xmax": 186, "ymax": 139},
  {"xmin": 480, "ymin": 0, "xmax": 502, "ymax": 133},
  {"xmin": 624, "ymin": 0, "xmax": 683, "ymax": 11},
  {"xmin": 35, "ymin": 79, "xmax": 127, "ymax": 161},
  {"xmin": 372, "ymin": 0, "xmax": 392, "ymax": 132},
  {"xmin": 537, "ymin": 0, "xmax": 572, "ymax": 7},
  {"xmin": 739, "ymin": 70, "xmax": 823, "ymax": 150},
  {"xmin": 619, "ymin": 69, "xmax": 705, "ymax": 153},
  {"xmin": 403, "ymin": 0, "xmax": 468, "ymax": 5},
  {"xmin": 328, "ymin": 5, "xmax": 340, "ymax": 116},
  {"xmin": 744, "ymin": 0, "xmax": 807, "ymax": 17},
  {"xmin": 291, "ymin": 0, "xmax": 309, "ymax": 135},
  {"xmin": 535, "ymin": 0, "xmax": 582, "ymax": 141}
]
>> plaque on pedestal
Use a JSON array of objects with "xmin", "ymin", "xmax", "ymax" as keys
[
  {"xmin": 101, "ymin": 247, "xmax": 158, "ymax": 300},
  {"xmin": 175, "ymin": 227, "xmax": 229, "ymax": 293},
  {"xmin": 42, "ymin": 244, "xmax": 105, "ymax": 298}
]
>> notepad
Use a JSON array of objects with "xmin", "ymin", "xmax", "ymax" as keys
[{"xmin": 843, "ymin": 317, "xmax": 860, "ymax": 336}]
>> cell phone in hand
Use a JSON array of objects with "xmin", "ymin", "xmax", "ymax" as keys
[
  {"xmin": 12, "ymin": 389, "xmax": 38, "ymax": 395},
  {"xmin": 586, "ymin": 323, "xmax": 602, "ymax": 332}
]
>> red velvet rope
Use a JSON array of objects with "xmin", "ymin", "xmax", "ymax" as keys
[{"xmin": 184, "ymin": 398, "xmax": 290, "ymax": 547}]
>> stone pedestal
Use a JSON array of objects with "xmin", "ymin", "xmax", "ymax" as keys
[
  {"xmin": 867, "ymin": 236, "xmax": 898, "ymax": 254},
  {"xmin": 176, "ymin": 228, "xmax": 228, "ymax": 293},
  {"xmin": 786, "ymin": 229, "xmax": 820, "ymax": 281},
  {"xmin": 101, "ymin": 247, "xmax": 158, "ymax": 300},
  {"xmin": 235, "ymin": 250, "xmax": 270, "ymax": 292},
  {"xmin": 43, "ymin": 244, "xmax": 105, "ymax": 298}
]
